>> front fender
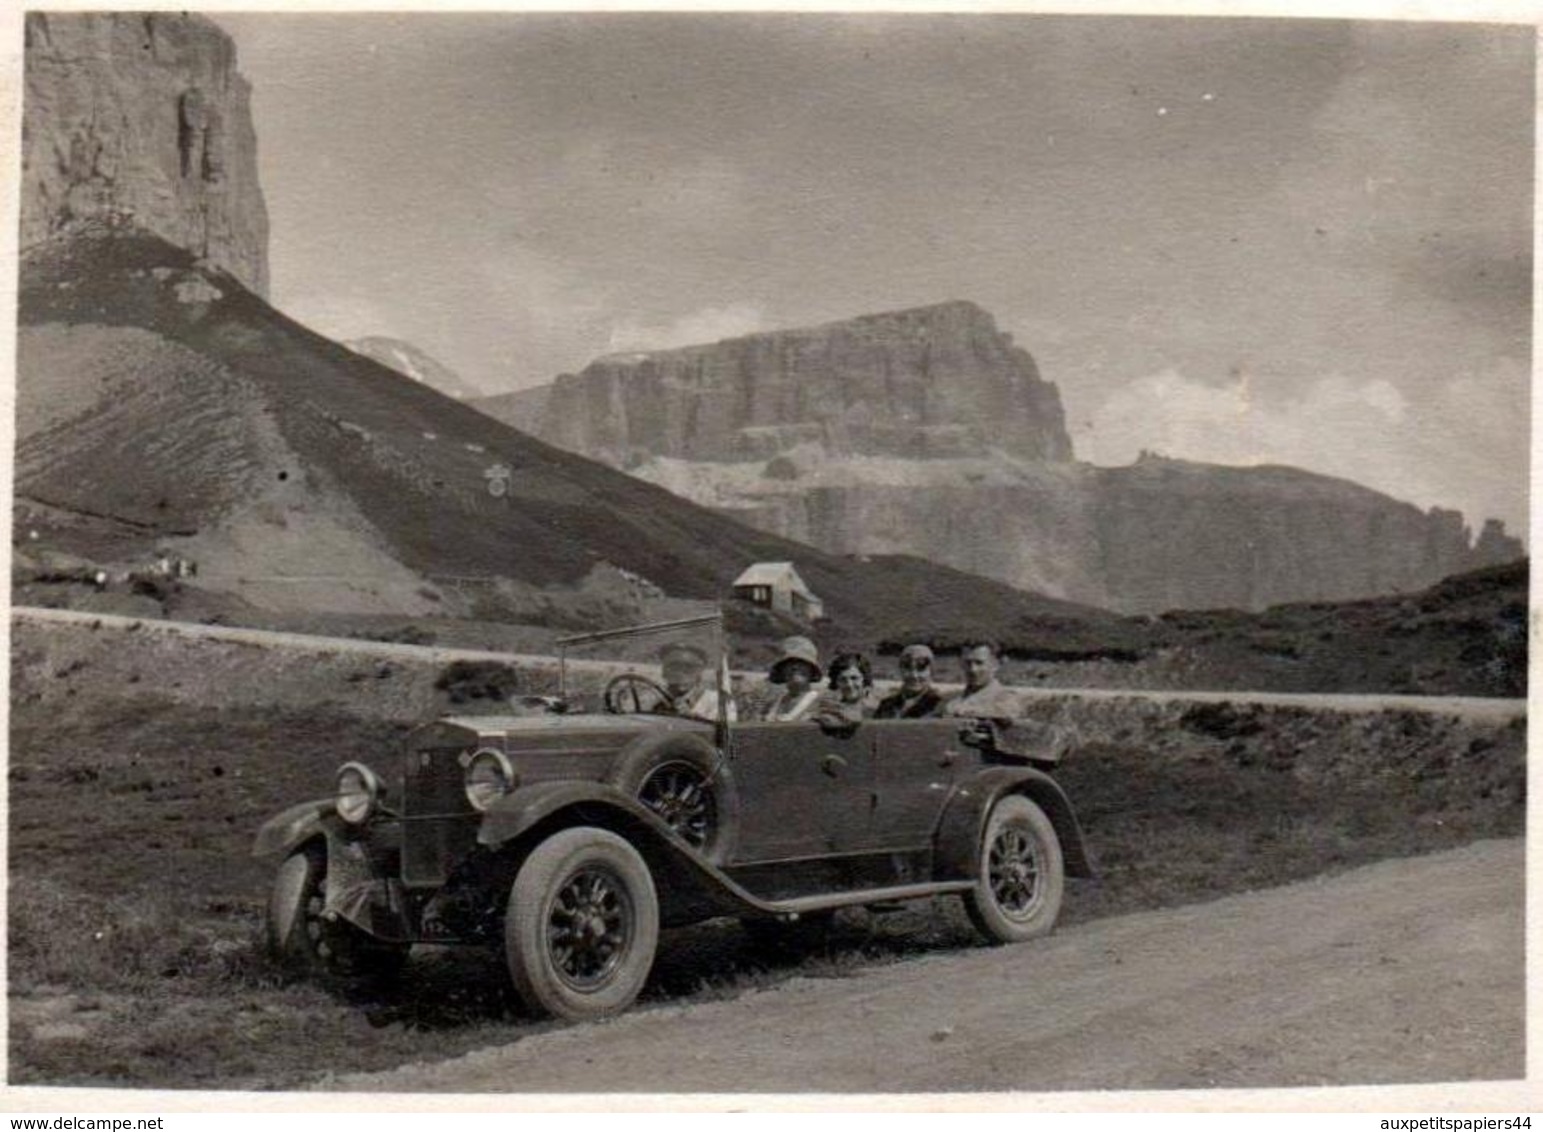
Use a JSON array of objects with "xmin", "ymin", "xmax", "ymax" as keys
[
  {"xmin": 475, "ymin": 779, "xmax": 771, "ymax": 925},
  {"xmin": 253, "ymin": 799, "xmax": 334, "ymax": 858},
  {"xmin": 934, "ymin": 767, "xmax": 1096, "ymax": 881},
  {"xmin": 476, "ymin": 779, "xmax": 665, "ymax": 848}
]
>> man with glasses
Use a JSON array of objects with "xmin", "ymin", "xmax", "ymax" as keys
[{"xmin": 874, "ymin": 643, "xmax": 947, "ymax": 719}]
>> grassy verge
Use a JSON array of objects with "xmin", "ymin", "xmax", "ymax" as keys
[{"xmin": 8, "ymin": 697, "xmax": 1524, "ymax": 1089}]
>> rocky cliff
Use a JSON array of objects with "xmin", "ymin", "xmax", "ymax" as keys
[
  {"xmin": 1083, "ymin": 458, "xmax": 1516, "ymax": 613},
  {"xmin": 22, "ymin": 12, "xmax": 269, "ymax": 295},
  {"xmin": 498, "ymin": 302, "xmax": 1524, "ymax": 614},
  {"xmin": 531, "ymin": 301, "xmax": 1074, "ymax": 465},
  {"xmin": 638, "ymin": 452, "xmax": 1523, "ymax": 613}
]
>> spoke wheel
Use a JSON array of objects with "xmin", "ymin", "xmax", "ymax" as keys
[
  {"xmin": 963, "ymin": 795, "xmax": 1065, "ymax": 944},
  {"xmin": 547, "ymin": 866, "xmax": 634, "ymax": 990},
  {"xmin": 637, "ymin": 760, "xmax": 716, "ymax": 850},
  {"xmin": 988, "ymin": 826, "xmax": 1043, "ymax": 918},
  {"xmin": 610, "ymin": 739, "xmax": 736, "ymax": 863},
  {"xmin": 505, "ymin": 827, "xmax": 659, "ymax": 1021}
]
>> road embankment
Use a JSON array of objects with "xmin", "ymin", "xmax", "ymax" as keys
[{"xmin": 11, "ymin": 605, "xmax": 1526, "ymax": 724}]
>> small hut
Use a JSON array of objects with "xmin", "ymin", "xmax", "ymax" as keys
[{"xmin": 731, "ymin": 561, "xmax": 825, "ymax": 622}]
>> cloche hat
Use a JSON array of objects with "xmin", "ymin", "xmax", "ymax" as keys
[{"xmin": 768, "ymin": 636, "xmax": 821, "ymax": 684}]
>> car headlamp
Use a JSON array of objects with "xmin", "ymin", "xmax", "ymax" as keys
[
  {"xmin": 465, "ymin": 748, "xmax": 517, "ymax": 812},
  {"xmin": 335, "ymin": 762, "xmax": 382, "ymax": 825}
]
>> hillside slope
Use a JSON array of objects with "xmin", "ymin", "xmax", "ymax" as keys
[{"xmin": 15, "ymin": 229, "xmax": 1122, "ymax": 642}]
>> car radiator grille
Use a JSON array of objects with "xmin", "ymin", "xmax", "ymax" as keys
[{"xmin": 402, "ymin": 746, "xmax": 479, "ymax": 887}]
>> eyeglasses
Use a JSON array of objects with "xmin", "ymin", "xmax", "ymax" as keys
[{"xmin": 899, "ymin": 660, "xmax": 931, "ymax": 671}]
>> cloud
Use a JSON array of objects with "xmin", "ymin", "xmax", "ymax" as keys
[
  {"xmin": 1075, "ymin": 366, "xmax": 1527, "ymax": 539},
  {"xmin": 1266, "ymin": 24, "xmax": 1532, "ymax": 298},
  {"xmin": 1077, "ymin": 369, "xmax": 1405, "ymax": 466},
  {"xmin": 606, "ymin": 303, "xmax": 769, "ymax": 353},
  {"xmin": 549, "ymin": 138, "xmax": 750, "ymax": 238}
]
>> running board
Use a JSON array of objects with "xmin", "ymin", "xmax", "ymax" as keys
[{"xmin": 750, "ymin": 881, "xmax": 975, "ymax": 919}]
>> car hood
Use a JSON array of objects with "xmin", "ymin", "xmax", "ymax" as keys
[{"xmin": 412, "ymin": 712, "xmax": 713, "ymax": 745}]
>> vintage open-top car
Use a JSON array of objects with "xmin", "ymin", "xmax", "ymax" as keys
[{"xmin": 255, "ymin": 614, "xmax": 1093, "ymax": 1020}]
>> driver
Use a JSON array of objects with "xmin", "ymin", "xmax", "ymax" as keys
[{"xmin": 659, "ymin": 642, "xmax": 736, "ymax": 722}]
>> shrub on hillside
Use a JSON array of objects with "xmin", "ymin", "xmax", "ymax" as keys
[{"xmin": 434, "ymin": 660, "xmax": 520, "ymax": 705}]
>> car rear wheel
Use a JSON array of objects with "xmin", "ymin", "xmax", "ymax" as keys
[
  {"xmin": 636, "ymin": 759, "xmax": 718, "ymax": 850},
  {"xmin": 610, "ymin": 741, "xmax": 736, "ymax": 863},
  {"xmin": 265, "ymin": 844, "xmax": 408, "ymax": 980},
  {"xmin": 504, "ymin": 827, "xmax": 660, "ymax": 1021},
  {"xmin": 963, "ymin": 794, "xmax": 1065, "ymax": 944}
]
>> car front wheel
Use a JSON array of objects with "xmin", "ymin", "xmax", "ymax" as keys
[
  {"xmin": 963, "ymin": 794, "xmax": 1065, "ymax": 944},
  {"xmin": 504, "ymin": 827, "xmax": 660, "ymax": 1021},
  {"xmin": 265, "ymin": 844, "xmax": 408, "ymax": 980}
]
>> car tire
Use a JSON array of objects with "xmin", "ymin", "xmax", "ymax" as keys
[
  {"xmin": 504, "ymin": 827, "xmax": 660, "ymax": 1021},
  {"xmin": 609, "ymin": 740, "xmax": 737, "ymax": 864},
  {"xmin": 265, "ymin": 843, "xmax": 409, "ymax": 981},
  {"xmin": 963, "ymin": 794, "xmax": 1065, "ymax": 944}
]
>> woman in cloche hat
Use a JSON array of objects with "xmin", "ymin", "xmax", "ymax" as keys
[{"xmin": 759, "ymin": 636, "xmax": 824, "ymax": 721}]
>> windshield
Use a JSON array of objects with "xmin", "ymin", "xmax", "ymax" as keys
[{"xmin": 556, "ymin": 609, "xmax": 729, "ymax": 720}]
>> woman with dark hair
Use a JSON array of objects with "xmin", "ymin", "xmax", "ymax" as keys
[{"xmin": 817, "ymin": 651, "xmax": 875, "ymax": 722}]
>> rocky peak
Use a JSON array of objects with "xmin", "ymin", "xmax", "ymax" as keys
[
  {"xmin": 21, "ymin": 12, "xmax": 269, "ymax": 295},
  {"xmin": 538, "ymin": 300, "xmax": 1074, "ymax": 466}
]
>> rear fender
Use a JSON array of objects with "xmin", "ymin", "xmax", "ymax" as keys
[
  {"xmin": 252, "ymin": 799, "xmax": 336, "ymax": 858},
  {"xmin": 476, "ymin": 780, "xmax": 764, "ymax": 925},
  {"xmin": 934, "ymin": 767, "xmax": 1096, "ymax": 880},
  {"xmin": 604, "ymin": 728, "xmax": 726, "ymax": 788}
]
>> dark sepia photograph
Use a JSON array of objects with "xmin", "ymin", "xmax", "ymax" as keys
[{"xmin": 5, "ymin": 6, "xmax": 1530, "ymax": 1100}]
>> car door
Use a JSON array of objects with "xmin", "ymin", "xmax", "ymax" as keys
[
  {"xmin": 726, "ymin": 720, "xmax": 874, "ymax": 863},
  {"xmin": 862, "ymin": 718, "xmax": 965, "ymax": 853}
]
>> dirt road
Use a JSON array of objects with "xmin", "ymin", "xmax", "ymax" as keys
[{"xmin": 327, "ymin": 840, "xmax": 1523, "ymax": 1094}]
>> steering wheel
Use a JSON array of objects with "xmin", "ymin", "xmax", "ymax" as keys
[{"xmin": 603, "ymin": 673, "xmax": 674, "ymax": 715}]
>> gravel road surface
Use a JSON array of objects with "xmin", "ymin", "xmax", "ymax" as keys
[{"xmin": 327, "ymin": 839, "xmax": 1523, "ymax": 1094}]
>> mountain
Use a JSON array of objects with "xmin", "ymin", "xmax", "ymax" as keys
[
  {"xmin": 13, "ymin": 11, "xmax": 1130, "ymax": 647},
  {"xmin": 508, "ymin": 300, "xmax": 1073, "ymax": 466},
  {"xmin": 347, "ymin": 336, "xmax": 484, "ymax": 401},
  {"xmin": 18, "ymin": 11, "xmax": 1520, "ymax": 638},
  {"xmin": 21, "ymin": 12, "xmax": 268, "ymax": 295},
  {"xmin": 498, "ymin": 308, "xmax": 1523, "ymax": 614},
  {"xmin": 14, "ymin": 228, "xmax": 1130, "ymax": 645}
]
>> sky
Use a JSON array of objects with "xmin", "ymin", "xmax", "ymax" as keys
[{"xmin": 216, "ymin": 13, "xmax": 1533, "ymax": 540}]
